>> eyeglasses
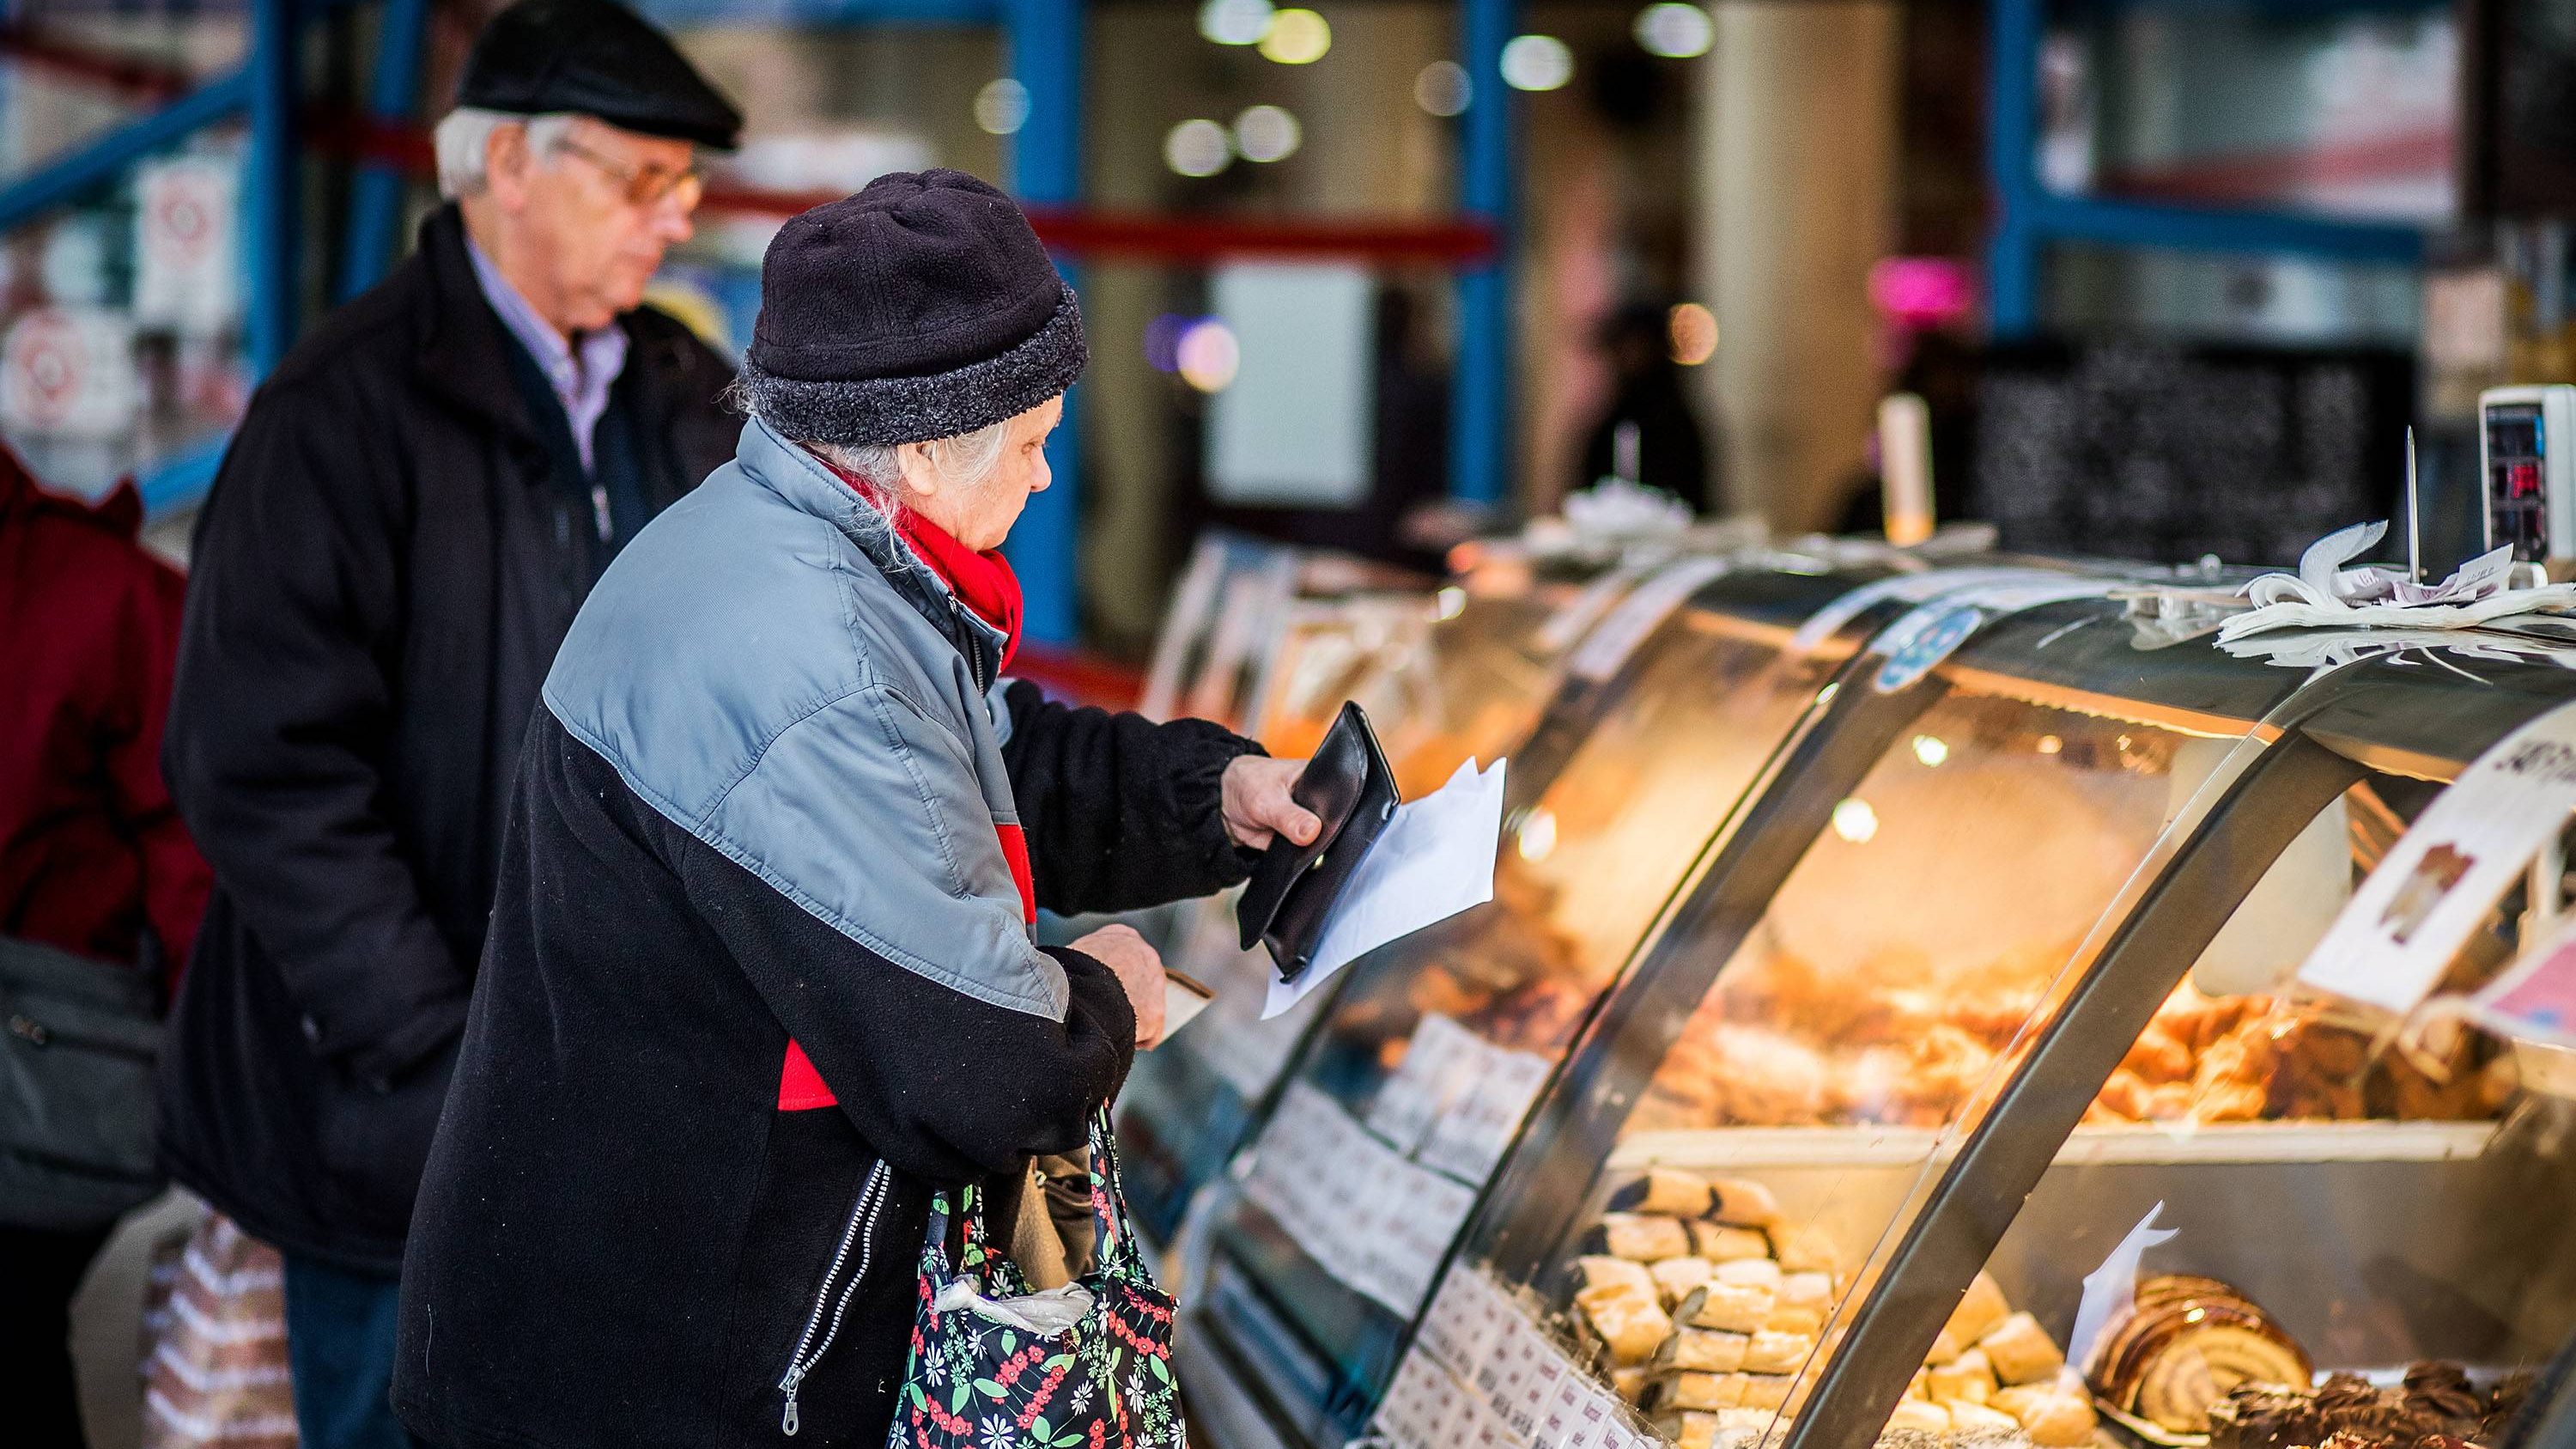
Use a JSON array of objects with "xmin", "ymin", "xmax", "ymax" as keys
[{"xmin": 553, "ymin": 137, "xmax": 705, "ymax": 210}]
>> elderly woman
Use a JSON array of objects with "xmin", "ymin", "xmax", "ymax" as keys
[{"xmin": 392, "ymin": 171, "xmax": 1315, "ymax": 1448}]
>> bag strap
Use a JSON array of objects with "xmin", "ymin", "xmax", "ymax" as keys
[
  {"xmin": 1085, "ymin": 1107, "xmax": 1150, "ymax": 1282},
  {"xmin": 924, "ymin": 1178, "xmax": 1006, "ymax": 1282}
]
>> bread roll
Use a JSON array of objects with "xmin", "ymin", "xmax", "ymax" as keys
[
  {"xmin": 1679, "ymin": 1283, "xmax": 1775, "ymax": 1334},
  {"xmin": 1886, "ymin": 1399, "xmax": 1951, "ymax": 1434},
  {"xmin": 1944, "ymin": 1271, "xmax": 2012, "ymax": 1347},
  {"xmin": 1618, "ymin": 1168, "xmax": 1715, "ymax": 1217},
  {"xmin": 1926, "ymin": 1326, "xmax": 1967, "ymax": 1366},
  {"xmin": 1769, "ymin": 1226, "xmax": 1840, "ymax": 1277},
  {"xmin": 1572, "ymin": 1255, "xmax": 1656, "ymax": 1300},
  {"xmin": 1689, "ymin": 1222, "xmax": 1774, "ymax": 1263},
  {"xmin": 1613, "ymin": 1366, "xmax": 1649, "ymax": 1404},
  {"xmin": 1581, "ymin": 1288, "xmax": 1673, "ymax": 1366},
  {"xmin": 1926, "ymin": 1348, "xmax": 1996, "ymax": 1405},
  {"xmin": 1708, "ymin": 1178, "xmax": 1782, "ymax": 1227},
  {"xmin": 1654, "ymin": 1327, "xmax": 1749, "ymax": 1374},
  {"xmin": 1601, "ymin": 1213, "xmax": 1693, "ymax": 1262},
  {"xmin": 1904, "ymin": 1369, "xmax": 1930, "ymax": 1402},
  {"xmin": 1778, "ymin": 1270, "xmax": 1833, "ymax": 1308},
  {"xmin": 1738, "ymin": 1374, "xmax": 1795, "ymax": 1410},
  {"xmin": 1653, "ymin": 1371, "xmax": 1747, "ymax": 1412},
  {"xmin": 1979, "ymin": 1312, "xmax": 2066, "ymax": 1385},
  {"xmin": 1947, "ymin": 1402, "xmax": 2021, "ymax": 1435},
  {"xmin": 1714, "ymin": 1257, "xmax": 1783, "ymax": 1291},
  {"xmin": 1760, "ymin": 1304, "xmax": 1825, "ymax": 1336},
  {"xmin": 1743, "ymin": 1330, "xmax": 1816, "ymax": 1375},
  {"xmin": 1650, "ymin": 1256, "xmax": 1716, "ymax": 1306},
  {"xmin": 2011, "ymin": 1391, "xmax": 2099, "ymax": 1446},
  {"xmin": 1650, "ymin": 1409, "xmax": 1722, "ymax": 1449}
]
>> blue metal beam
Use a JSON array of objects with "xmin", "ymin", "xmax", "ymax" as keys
[
  {"xmin": 1986, "ymin": 0, "xmax": 2044, "ymax": 337},
  {"xmin": 1451, "ymin": 0, "xmax": 1515, "ymax": 506},
  {"xmin": 137, "ymin": 435, "xmax": 228, "ymax": 515},
  {"xmin": 2021, "ymin": 192, "xmax": 2425, "ymax": 264},
  {"xmin": 1004, "ymin": 0, "xmax": 1082, "ymax": 645},
  {"xmin": 246, "ymin": 0, "xmax": 300, "ymax": 376},
  {"xmin": 338, "ymin": 0, "xmax": 431, "ymax": 300},
  {"xmin": 0, "ymin": 67, "xmax": 249, "ymax": 235},
  {"xmin": 634, "ymin": 0, "xmax": 1000, "ymax": 27}
]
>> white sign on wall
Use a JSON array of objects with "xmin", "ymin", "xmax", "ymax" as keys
[
  {"xmin": 133, "ymin": 155, "xmax": 240, "ymax": 335},
  {"xmin": 1205, "ymin": 262, "xmax": 1376, "ymax": 507}
]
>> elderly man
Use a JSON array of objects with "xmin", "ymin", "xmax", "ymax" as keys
[{"xmin": 157, "ymin": 2, "xmax": 738, "ymax": 1443}]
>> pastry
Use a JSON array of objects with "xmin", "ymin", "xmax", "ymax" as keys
[
  {"xmin": 1737, "ymin": 1374, "xmax": 1794, "ymax": 1410},
  {"xmin": 1709, "ymin": 1177, "xmax": 1783, "ymax": 1227},
  {"xmin": 1885, "ymin": 1400, "xmax": 1950, "ymax": 1434},
  {"xmin": 1778, "ymin": 1270, "xmax": 1833, "ymax": 1308},
  {"xmin": 1690, "ymin": 1222, "xmax": 1774, "ymax": 1263},
  {"xmin": 1947, "ymin": 1401, "xmax": 2021, "ymax": 1436},
  {"xmin": 1654, "ymin": 1327, "xmax": 1749, "ymax": 1374},
  {"xmin": 1613, "ymin": 1366, "xmax": 1649, "ymax": 1405},
  {"xmin": 1904, "ymin": 1369, "xmax": 1929, "ymax": 1402},
  {"xmin": 1653, "ymin": 1371, "xmax": 1747, "ymax": 1412},
  {"xmin": 2087, "ymin": 1275, "xmax": 2312, "ymax": 1434},
  {"xmin": 2008, "ymin": 1391, "xmax": 2098, "ymax": 1446},
  {"xmin": 1579, "ymin": 1287, "xmax": 1673, "ymax": 1366},
  {"xmin": 1651, "ymin": 1409, "xmax": 1722, "ymax": 1449},
  {"xmin": 1979, "ymin": 1312, "xmax": 2065, "ymax": 1385},
  {"xmin": 1742, "ymin": 1330, "xmax": 1814, "ymax": 1375},
  {"xmin": 1925, "ymin": 1348, "xmax": 1996, "ymax": 1405},
  {"xmin": 1601, "ymin": 1213, "xmax": 1693, "ymax": 1262},
  {"xmin": 1759, "ymin": 1303, "xmax": 1825, "ymax": 1336},
  {"xmin": 1943, "ymin": 1271, "xmax": 2013, "ymax": 1347},
  {"xmin": 1617, "ymin": 1168, "xmax": 1715, "ymax": 1217},
  {"xmin": 1714, "ymin": 1257, "xmax": 1783, "ymax": 1291},
  {"xmin": 1680, "ymin": 1282, "xmax": 1775, "ymax": 1334},
  {"xmin": 1769, "ymin": 1226, "xmax": 1840, "ymax": 1276},
  {"xmin": 1651, "ymin": 1255, "xmax": 1716, "ymax": 1306},
  {"xmin": 1572, "ymin": 1255, "xmax": 1657, "ymax": 1300},
  {"xmin": 1925, "ymin": 1325, "xmax": 1968, "ymax": 1366}
]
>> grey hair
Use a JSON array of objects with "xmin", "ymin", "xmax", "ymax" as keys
[
  {"xmin": 806, "ymin": 421, "xmax": 1016, "ymax": 508},
  {"xmin": 434, "ymin": 107, "xmax": 580, "ymax": 199}
]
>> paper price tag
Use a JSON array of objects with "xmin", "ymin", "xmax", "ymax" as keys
[
  {"xmin": 1565, "ymin": 556, "xmax": 1731, "ymax": 683},
  {"xmin": 2300, "ymin": 699, "xmax": 2576, "ymax": 1014},
  {"xmin": 1871, "ymin": 577, "xmax": 2111, "ymax": 693},
  {"xmin": 1419, "ymin": 1041, "xmax": 1552, "ymax": 1184},
  {"xmin": 2467, "ymin": 913, "xmax": 2576, "ymax": 1048},
  {"xmin": 1783, "ymin": 565, "xmax": 2033, "ymax": 657},
  {"xmin": 1534, "ymin": 556, "xmax": 1665, "ymax": 654}
]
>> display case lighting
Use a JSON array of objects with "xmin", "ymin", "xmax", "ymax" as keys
[
  {"xmin": 1500, "ymin": 34, "xmax": 1574, "ymax": 92},
  {"xmin": 1633, "ymin": 2, "xmax": 1713, "ymax": 59},
  {"xmin": 1259, "ymin": 9, "xmax": 1331, "ymax": 64}
]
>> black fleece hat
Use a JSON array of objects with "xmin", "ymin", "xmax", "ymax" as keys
[
  {"xmin": 738, "ymin": 169, "xmax": 1086, "ymax": 448},
  {"xmin": 458, "ymin": 0, "xmax": 741, "ymax": 150}
]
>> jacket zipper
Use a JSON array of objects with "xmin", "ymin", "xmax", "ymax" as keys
[
  {"xmin": 7, "ymin": 1012, "xmax": 154, "ymax": 1063},
  {"xmin": 777, "ymin": 1159, "xmax": 890, "ymax": 1436}
]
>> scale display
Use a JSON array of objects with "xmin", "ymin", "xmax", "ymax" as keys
[{"xmin": 2490, "ymin": 401, "xmax": 2550, "ymax": 562}]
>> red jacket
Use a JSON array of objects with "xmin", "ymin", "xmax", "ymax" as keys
[{"xmin": 0, "ymin": 453, "xmax": 210, "ymax": 975}]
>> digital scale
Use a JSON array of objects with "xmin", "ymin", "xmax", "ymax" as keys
[{"xmin": 2482, "ymin": 383, "xmax": 2576, "ymax": 568}]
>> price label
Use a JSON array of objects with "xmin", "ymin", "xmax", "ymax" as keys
[
  {"xmin": 2299, "ymin": 700, "xmax": 2576, "ymax": 1014},
  {"xmin": 1565, "ymin": 556, "xmax": 1731, "ymax": 682}
]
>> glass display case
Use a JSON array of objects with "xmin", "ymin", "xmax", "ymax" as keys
[
  {"xmin": 1173, "ymin": 559, "xmax": 2050, "ymax": 1449},
  {"xmin": 1366, "ymin": 624, "xmax": 2576, "ymax": 1449}
]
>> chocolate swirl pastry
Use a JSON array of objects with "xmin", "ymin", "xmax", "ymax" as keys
[
  {"xmin": 2087, "ymin": 1275, "xmax": 2313, "ymax": 1434},
  {"xmin": 2203, "ymin": 1363, "xmax": 2522, "ymax": 1449}
]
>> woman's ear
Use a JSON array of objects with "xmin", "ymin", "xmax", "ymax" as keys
[{"xmin": 894, "ymin": 441, "xmax": 942, "ymax": 501}]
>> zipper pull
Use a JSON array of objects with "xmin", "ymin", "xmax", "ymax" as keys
[{"xmin": 780, "ymin": 1369, "xmax": 802, "ymax": 1436}]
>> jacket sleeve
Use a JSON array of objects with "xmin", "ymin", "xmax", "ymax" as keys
[
  {"xmin": 106, "ymin": 551, "xmax": 210, "ymax": 977},
  {"xmin": 997, "ymin": 679, "xmax": 1264, "ymax": 916},
  {"xmin": 162, "ymin": 380, "xmax": 467, "ymax": 1084}
]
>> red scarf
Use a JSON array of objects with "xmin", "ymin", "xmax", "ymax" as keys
[{"xmin": 814, "ymin": 452, "xmax": 1024, "ymax": 671}]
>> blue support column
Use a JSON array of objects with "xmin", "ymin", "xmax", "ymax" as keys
[
  {"xmin": 1451, "ymin": 0, "xmax": 1515, "ymax": 506},
  {"xmin": 1004, "ymin": 0, "xmax": 1082, "ymax": 644},
  {"xmin": 0, "ymin": 70, "xmax": 250, "ymax": 233},
  {"xmin": 247, "ymin": 0, "xmax": 301, "ymax": 375},
  {"xmin": 1986, "ymin": 0, "xmax": 2043, "ymax": 338},
  {"xmin": 339, "ymin": 0, "xmax": 431, "ymax": 300}
]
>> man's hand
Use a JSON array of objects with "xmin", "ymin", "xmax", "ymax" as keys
[
  {"xmin": 1072, "ymin": 922, "xmax": 1168, "ymax": 1050},
  {"xmin": 1222, "ymin": 754, "xmax": 1324, "ymax": 851}
]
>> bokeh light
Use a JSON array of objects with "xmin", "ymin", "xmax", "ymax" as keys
[
  {"xmin": 1259, "ymin": 9, "xmax": 1332, "ymax": 64},
  {"xmin": 1413, "ymin": 59, "xmax": 1471, "ymax": 116},
  {"xmin": 1176, "ymin": 319, "xmax": 1241, "ymax": 393},
  {"xmin": 1143, "ymin": 313, "xmax": 1193, "ymax": 372},
  {"xmin": 1198, "ymin": 0, "xmax": 1273, "ymax": 46},
  {"xmin": 1633, "ymin": 3, "xmax": 1714, "ymax": 58},
  {"xmin": 1668, "ymin": 302, "xmax": 1717, "ymax": 364},
  {"xmin": 1163, "ymin": 119, "xmax": 1234, "ymax": 178},
  {"xmin": 1234, "ymin": 104, "xmax": 1302, "ymax": 162},
  {"xmin": 1831, "ymin": 798, "xmax": 1880, "ymax": 844},
  {"xmin": 972, "ymin": 78, "xmax": 1030, "ymax": 136},
  {"xmin": 1499, "ymin": 34, "xmax": 1574, "ymax": 92}
]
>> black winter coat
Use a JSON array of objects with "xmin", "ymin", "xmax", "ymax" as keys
[{"xmin": 157, "ymin": 205, "xmax": 738, "ymax": 1271}]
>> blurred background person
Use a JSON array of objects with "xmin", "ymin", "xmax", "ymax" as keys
[
  {"xmin": 0, "ymin": 454, "xmax": 209, "ymax": 1449},
  {"xmin": 1575, "ymin": 299, "xmax": 1716, "ymax": 513},
  {"xmin": 153, "ymin": 3, "xmax": 740, "ymax": 1445}
]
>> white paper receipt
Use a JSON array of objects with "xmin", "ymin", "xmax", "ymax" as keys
[{"xmin": 1263, "ymin": 757, "xmax": 1508, "ymax": 1019}]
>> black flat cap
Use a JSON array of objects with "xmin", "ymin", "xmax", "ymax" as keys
[{"xmin": 457, "ymin": 0, "xmax": 741, "ymax": 150}]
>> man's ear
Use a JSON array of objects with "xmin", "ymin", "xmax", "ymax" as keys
[{"xmin": 484, "ymin": 122, "xmax": 533, "ymax": 211}]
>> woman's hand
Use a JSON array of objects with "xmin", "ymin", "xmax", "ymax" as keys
[
  {"xmin": 1221, "ymin": 755, "xmax": 1324, "ymax": 851},
  {"xmin": 1071, "ymin": 923, "xmax": 1169, "ymax": 1050}
]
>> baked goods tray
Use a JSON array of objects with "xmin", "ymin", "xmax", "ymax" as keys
[{"xmin": 1607, "ymin": 1122, "xmax": 2496, "ymax": 1172}]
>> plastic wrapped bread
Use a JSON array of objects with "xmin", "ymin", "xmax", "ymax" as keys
[
  {"xmin": 1654, "ymin": 1326, "xmax": 1750, "ymax": 1374},
  {"xmin": 1581, "ymin": 1284, "xmax": 1674, "ymax": 1366},
  {"xmin": 1650, "ymin": 1256, "xmax": 1717, "ymax": 1306},
  {"xmin": 1690, "ymin": 1222, "xmax": 1774, "ymax": 1263},
  {"xmin": 1616, "ymin": 1167, "xmax": 1716, "ymax": 1218},
  {"xmin": 1601, "ymin": 1213, "xmax": 1695, "ymax": 1263},
  {"xmin": 1707, "ymin": 1178, "xmax": 1782, "ymax": 1227},
  {"xmin": 1678, "ymin": 1282, "xmax": 1775, "ymax": 1335}
]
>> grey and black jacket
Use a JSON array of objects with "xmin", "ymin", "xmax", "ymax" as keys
[{"xmin": 392, "ymin": 419, "xmax": 1261, "ymax": 1449}]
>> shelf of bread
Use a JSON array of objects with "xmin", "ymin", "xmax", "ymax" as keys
[{"xmin": 1607, "ymin": 1119, "xmax": 2495, "ymax": 1173}]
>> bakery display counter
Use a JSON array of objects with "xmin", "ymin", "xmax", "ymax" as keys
[
  {"xmin": 1176, "ymin": 560, "xmax": 2055, "ymax": 1449},
  {"xmin": 1369, "ymin": 636, "xmax": 2576, "ymax": 1449}
]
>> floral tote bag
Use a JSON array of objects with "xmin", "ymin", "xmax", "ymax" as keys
[{"xmin": 887, "ymin": 1109, "xmax": 1182, "ymax": 1449}]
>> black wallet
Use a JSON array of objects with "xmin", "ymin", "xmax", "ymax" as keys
[{"xmin": 1236, "ymin": 701, "xmax": 1400, "ymax": 983}]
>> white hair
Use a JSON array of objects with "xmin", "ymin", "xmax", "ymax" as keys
[
  {"xmin": 434, "ymin": 107, "xmax": 580, "ymax": 199},
  {"xmin": 809, "ymin": 422, "xmax": 1015, "ymax": 510}
]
